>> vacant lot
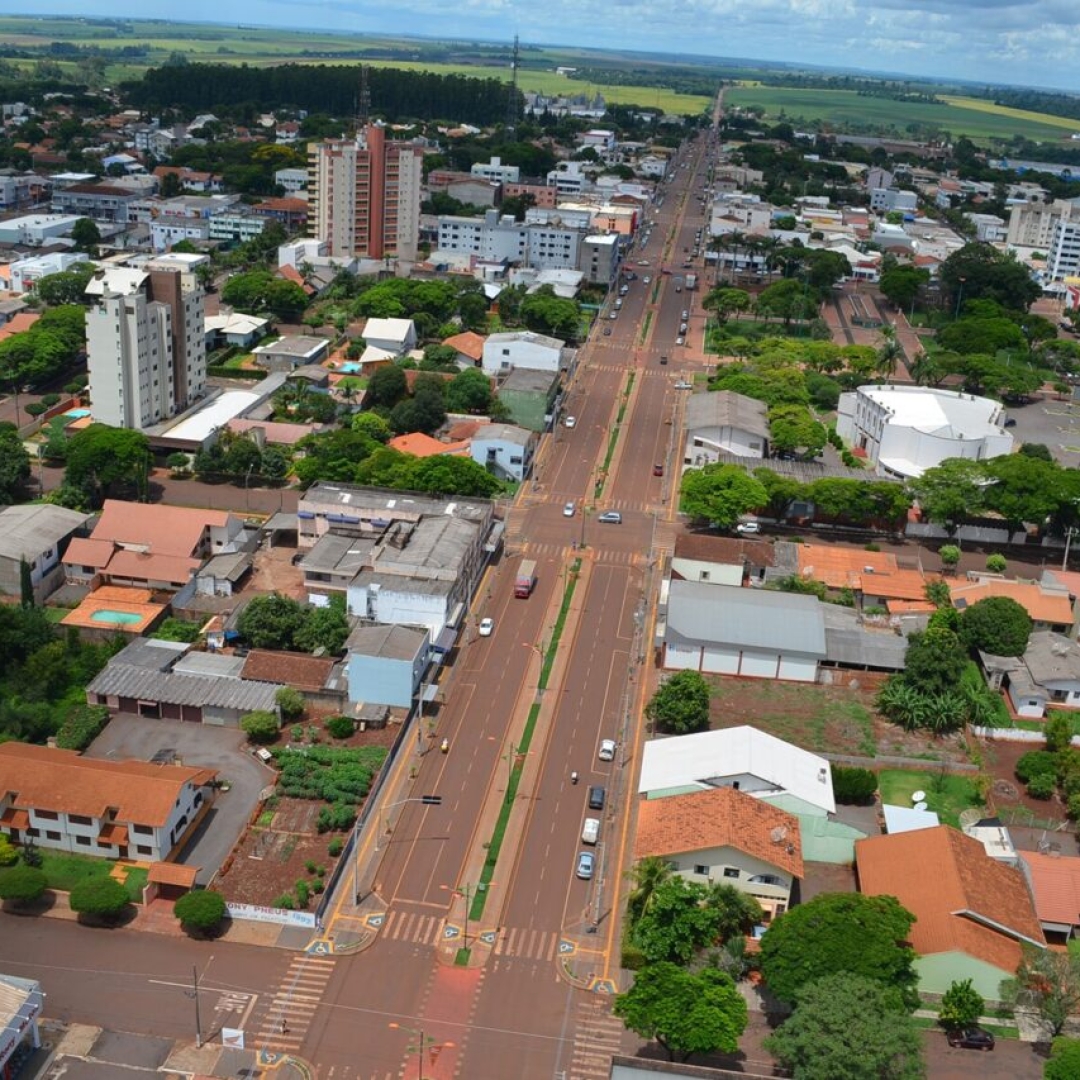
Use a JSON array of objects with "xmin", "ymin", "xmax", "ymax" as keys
[
  {"xmin": 707, "ymin": 676, "xmax": 971, "ymax": 764},
  {"xmin": 726, "ymin": 85, "xmax": 1080, "ymax": 143},
  {"xmin": 877, "ymin": 768, "xmax": 983, "ymax": 827}
]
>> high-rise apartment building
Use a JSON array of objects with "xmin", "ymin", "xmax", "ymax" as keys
[
  {"xmin": 86, "ymin": 262, "xmax": 206, "ymax": 431},
  {"xmin": 308, "ymin": 125, "xmax": 423, "ymax": 261},
  {"xmin": 1048, "ymin": 218, "xmax": 1080, "ymax": 281}
]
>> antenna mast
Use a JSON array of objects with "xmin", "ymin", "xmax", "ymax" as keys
[{"xmin": 505, "ymin": 35, "xmax": 519, "ymax": 134}]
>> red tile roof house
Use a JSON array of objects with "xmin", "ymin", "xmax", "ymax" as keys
[
  {"xmin": 856, "ymin": 826, "xmax": 1046, "ymax": 999},
  {"xmin": 63, "ymin": 500, "xmax": 246, "ymax": 591},
  {"xmin": 1020, "ymin": 851, "xmax": 1080, "ymax": 942},
  {"xmin": 634, "ymin": 786, "xmax": 803, "ymax": 922},
  {"xmin": 0, "ymin": 742, "xmax": 217, "ymax": 864}
]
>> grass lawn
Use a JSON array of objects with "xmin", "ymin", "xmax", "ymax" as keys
[
  {"xmin": 1012, "ymin": 711, "xmax": 1080, "ymax": 738},
  {"xmin": 0, "ymin": 852, "xmax": 148, "ymax": 903},
  {"xmin": 42, "ymin": 606, "xmax": 73, "ymax": 623},
  {"xmin": 877, "ymin": 768, "xmax": 984, "ymax": 827}
]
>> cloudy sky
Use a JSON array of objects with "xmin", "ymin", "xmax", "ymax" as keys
[{"xmin": 17, "ymin": 0, "xmax": 1080, "ymax": 92}]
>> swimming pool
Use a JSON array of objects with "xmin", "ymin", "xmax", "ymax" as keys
[
  {"xmin": 64, "ymin": 408, "xmax": 91, "ymax": 419},
  {"xmin": 89, "ymin": 610, "xmax": 143, "ymax": 625},
  {"xmin": 338, "ymin": 362, "xmax": 361, "ymax": 374}
]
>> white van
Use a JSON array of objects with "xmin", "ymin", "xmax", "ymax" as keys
[{"xmin": 582, "ymin": 817, "xmax": 600, "ymax": 845}]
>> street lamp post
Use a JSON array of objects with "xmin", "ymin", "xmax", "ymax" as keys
[
  {"xmin": 442, "ymin": 882, "xmax": 474, "ymax": 949},
  {"xmin": 185, "ymin": 965, "xmax": 203, "ymax": 1049},
  {"xmin": 955, "ymin": 276, "xmax": 966, "ymax": 320}
]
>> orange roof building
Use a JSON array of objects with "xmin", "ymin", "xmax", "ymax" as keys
[
  {"xmin": 856, "ymin": 826, "xmax": 1046, "ymax": 997},
  {"xmin": 634, "ymin": 786, "xmax": 803, "ymax": 919},
  {"xmin": 0, "ymin": 311, "xmax": 40, "ymax": 342},
  {"xmin": 388, "ymin": 432, "xmax": 471, "ymax": 458},
  {"xmin": 950, "ymin": 577, "xmax": 1073, "ymax": 630},
  {"xmin": 442, "ymin": 330, "xmax": 486, "ymax": 364},
  {"xmin": 0, "ymin": 742, "xmax": 216, "ymax": 864},
  {"xmin": 1021, "ymin": 851, "xmax": 1080, "ymax": 940}
]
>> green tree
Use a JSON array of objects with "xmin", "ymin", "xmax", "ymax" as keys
[
  {"xmin": 630, "ymin": 877, "xmax": 728, "ymax": 965},
  {"xmin": 759, "ymin": 893, "xmax": 918, "ymax": 1007},
  {"xmin": 769, "ymin": 404, "xmax": 826, "ymax": 456},
  {"xmin": 985, "ymin": 453, "xmax": 1072, "ymax": 535},
  {"xmin": 1046, "ymin": 713, "xmax": 1075, "ymax": 755},
  {"xmin": 879, "ymin": 265, "xmax": 930, "ymax": 312},
  {"xmin": 445, "ymin": 368, "xmax": 493, "ymax": 413},
  {"xmin": 240, "ymin": 710, "xmax": 281, "ymax": 744},
  {"xmin": 0, "ymin": 423, "xmax": 31, "ymax": 503},
  {"xmin": 32, "ymin": 264, "xmax": 96, "ymax": 306},
  {"xmin": 293, "ymin": 600, "xmax": 350, "ymax": 654},
  {"xmin": 753, "ymin": 468, "xmax": 806, "ymax": 520},
  {"xmin": 613, "ymin": 963, "xmax": 748, "ymax": 1062},
  {"xmin": 902, "ymin": 628, "xmax": 969, "ymax": 695},
  {"xmin": 704, "ymin": 287, "xmax": 751, "ymax": 324},
  {"xmin": 64, "ymin": 424, "xmax": 151, "ymax": 506},
  {"xmin": 756, "ymin": 278, "xmax": 817, "ymax": 328},
  {"xmin": 237, "ymin": 592, "xmax": 306, "ymax": 650},
  {"xmin": 939, "ymin": 544, "xmax": 961, "ymax": 571},
  {"xmin": 626, "ymin": 856, "xmax": 673, "ymax": 926},
  {"xmin": 69, "ymin": 877, "xmax": 130, "ymax": 920},
  {"xmin": 0, "ymin": 865, "xmax": 48, "ymax": 907},
  {"xmin": 958, "ymin": 596, "xmax": 1032, "ymax": 657},
  {"xmin": 1004, "ymin": 944, "xmax": 1080, "ymax": 1038},
  {"xmin": 645, "ymin": 670, "xmax": 710, "ymax": 735},
  {"xmin": 765, "ymin": 974, "xmax": 925, "ymax": 1080},
  {"xmin": 939, "ymin": 978, "xmax": 984, "ymax": 1031},
  {"xmin": 352, "ymin": 411, "xmax": 392, "ymax": 442},
  {"xmin": 909, "ymin": 458, "xmax": 989, "ymax": 534},
  {"xmin": 275, "ymin": 686, "xmax": 305, "ymax": 720},
  {"xmin": 174, "ymin": 889, "xmax": 228, "ymax": 934},
  {"xmin": 1046, "ymin": 1037, "xmax": 1080, "ymax": 1080},
  {"xmin": 986, "ymin": 553, "xmax": 1007, "ymax": 573},
  {"xmin": 680, "ymin": 463, "xmax": 767, "ymax": 528},
  {"xmin": 366, "ymin": 364, "xmax": 408, "ymax": 409},
  {"xmin": 940, "ymin": 242, "xmax": 1041, "ymax": 314},
  {"xmin": 71, "ymin": 217, "xmax": 101, "ymax": 254}
]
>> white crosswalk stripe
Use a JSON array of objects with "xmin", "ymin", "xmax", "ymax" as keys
[
  {"xmin": 382, "ymin": 908, "xmax": 442, "ymax": 945},
  {"xmin": 567, "ymin": 998, "xmax": 627, "ymax": 1080},
  {"xmin": 253, "ymin": 954, "xmax": 335, "ymax": 1052},
  {"xmin": 491, "ymin": 926, "xmax": 560, "ymax": 961}
]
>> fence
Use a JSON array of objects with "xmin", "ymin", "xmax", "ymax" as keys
[{"xmin": 971, "ymin": 725, "xmax": 1080, "ymax": 746}]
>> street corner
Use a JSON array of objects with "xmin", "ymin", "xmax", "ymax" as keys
[
  {"xmin": 257, "ymin": 1048, "xmax": 317, "ymax": 1079},
  {"xmin": 589, "ymin": 976, "xmax": 619, "ymax": 995},
  {"xmin": 304, "ymin": 936, "xmax": 335, "ymax": 956}
]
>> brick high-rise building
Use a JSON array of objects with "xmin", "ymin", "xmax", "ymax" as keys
[{"xmin": 308, "ymin": 125, "xmax": 423, "ymax": 261}]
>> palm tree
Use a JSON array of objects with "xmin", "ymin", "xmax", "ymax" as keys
[
  {"xmin": 757, "ymin": 235, "xmax": 784, "ymax": 280},
  {"xmin": 626, "ymin": 856, "xmax": 672, "ymax": 926},
  {"xmin": 876, "ymin": 323, "xmax": 904, "ymax": 383}
]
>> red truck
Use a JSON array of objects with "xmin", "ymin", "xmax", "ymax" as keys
[{"xmin": 514, "ymin": 559, "xmax": 537, "ymax": 598}]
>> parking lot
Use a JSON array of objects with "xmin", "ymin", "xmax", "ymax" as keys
[
  {"xmin": 1002, "ymin": 394, "xmax": 1080, "ymax": 465},
  {"xmin": 85, "ymin": 715, "xmax": 274, "ymax": 884}
]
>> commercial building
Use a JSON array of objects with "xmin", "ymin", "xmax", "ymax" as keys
[
  {"xmin": 85, "ymin": 261, "xmax": 207, "ymax": 431},
  {"xmin": 482, "ymin": 330, "xmax": 566, "ymax": 376},
  {"xmin": 682, "ymin": 391, "xmax": 770, "ymax": 465},
  {"xmin": 469, "ymin": 423, "xmax": 537, "ymax": 482},
  {"xmin": 308, "ymin": 125, "xmax": 424, "ymax": 261},
  {"xmin": 346, "ymin": 624, "xmax": 429, "ymax": 708},
  {"xmin": 836, "ymin": 385, "xmax": 1012, "ymax": 479},
  {"xmin": 0, "ymin": 741, "xmax": 217, "ymax": 862}
]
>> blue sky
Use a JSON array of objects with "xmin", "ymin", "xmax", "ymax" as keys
[{"xmin": 16, "ymin": 0, "xmax": 1080, "ymax": 92}]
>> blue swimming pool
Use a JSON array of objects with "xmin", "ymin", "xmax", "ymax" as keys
[
  {"xmin": 89, "ymin": 610, "xmax": 143, "ymax": 625},
  {"xmin": 64, "ymin": 408, "xmax": 91, "ymax": 419},
  {"xmin": 338, "ymin": 362, "xmax": 361, "ymax": 374}
]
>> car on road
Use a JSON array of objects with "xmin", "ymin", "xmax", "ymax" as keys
[
  {"xmin": 576, "ymin": 851, "xmax": 595, "ymax": 880},
  {"xmin": 603, "ymin": 327, "xmax": 612, "ymax": 336},
  {"xmin": 1003, "ymin": 417, "xmax": 1017, "ymax": 427},
  {"xmin": 563, "ymin": 501, "xmax": 576, "ymax": 517},
  {"xmin": 681, "ymin": 310, "xmax": 689, "ymax": 320},
  {"xmin": 599, "ymin": 739, "xmax": 616, "ymax": 761},
  {"xmin": 609, "ymin": 311, "xmax": 618, "ymax": 320},
  {"xmin": 652, "ymin": 463, "xmax": 664, "ymax": 477},
  {"xmin": 597, "ymin": 511, "xmax": 622, "ymax": 524},
  {"xmin": 478, "ymin": 617, "xmax": 494, "ymax": 637},
  {"xmin": 676, "ymin": 336, "xmax": 685, "ymax": 346},
  {"xmin": 659, "ymin": 354, "xmax": 668, "ymax": 365},
  {"xmin": 587, "ymin": 785, "xmax": 606, "ymax": 810},
  {"xmin": 643, "ymin": 275, "xmax": 651, "ymax": 284},
  {"xmin": 637, "ymin": 259, "xmax": 650, "ymax": 266},
  {"xmin": 674, "ymin": 380, "xmax": 692, "ymax": 389},
  {"xmin": 946, "ymin": 1028, "xmax": 995, "ymax": 1051},
  {"xmin": 736, "ymin": 521, "xmax": 761, "ymax": 535},
  {"xmin": 564, "ymin": 415, "xmax": 576, "ymax": 428}
]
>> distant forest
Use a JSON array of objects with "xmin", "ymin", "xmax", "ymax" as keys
[
  {"xmin": 120, "ymin": 62, "xmax": 520, "ymax": 127},
  {"xmin": 978, "ymin": 87, "xmax": 1080, "ymax": 124}
]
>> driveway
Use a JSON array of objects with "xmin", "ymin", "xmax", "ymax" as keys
[
  {"xmin": 999, "ymin": 395, "xmax": 1080, "ymax": 466},
  {"xmin": 924, "ymin": 1029, "xmax": 1043, "ymax": 1079},
  {"xmin": 85, "ymin": 715, "xmax": 274, "ymax": 885}
]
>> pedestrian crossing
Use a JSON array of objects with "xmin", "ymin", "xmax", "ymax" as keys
[
  {"xmin": 252, "ymin": 953, "xmax": 335, "ymax": 1053},
  {"xmin": 567, "ymin": 997, "xmax": 627, "ymax": 1080},
  {"xmin": 492, "ymin": 925, "xmax": 561, "ymax": 961},
  {"xmin": 378, "ymin": 909, "xmax": 563, "ymax": 961}
]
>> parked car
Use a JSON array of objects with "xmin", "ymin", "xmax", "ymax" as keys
[
  {"xmin": 946, "ymin": 1028, "xmax": 995, "ymax": 1051},
  {"xmin": 599, "ymin": 738, "xmax": 616, "ymax": 761},
  {"xmin": 587, "ymin": 785, "xmax": 606, "ymax": 810},
  {"xmin": 478, "ymin": 617, "xmax": 494, "ymax": 637},
  {"xmin": 1003, "ymin": 417, "xmax": 1017, "ymax": 427},
  {"xmin": 736, "ymin": 522, "xmax": 761, "ymax": 534},
  {"xmin": 576, "ymin": 851, "xmax": 595, "ymax": 880},
  {"xmin": 598, "ymin": 511, "xmax": 622, "ymax": 524},
  {"xmin": 653, "ymin": 463, "xmax": 664, "ymax": 477},
  {"xmin": 603, "ymin": 327, "xmax": 612, "ymax": 336},
  {"xmin": 564, "ymin": 415, "xmax": 576, "ymax": 428},
  {"xmin": 676, "ymin": 336, "xmax": 685, "ymax": 345},
  {"xmin": 643, "ymin": 275, "xmax": 651, "ymax": 284},
  {"xmin": 674, "ymin": 380, "xmax": 692, "ymax": 389}
]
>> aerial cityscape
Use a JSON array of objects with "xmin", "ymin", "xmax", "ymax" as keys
[{"xmin": 4, "ymin": 13, "xmax": 1080, "ymax": 1080}]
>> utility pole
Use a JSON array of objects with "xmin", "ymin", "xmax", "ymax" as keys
[
  {"xmin": 187, "ymin": 965, "xmax": 202, "ymax": 1049},
  {"xmin": 505, "ymin": 35, "xmax": 520, "ymax": 135}
]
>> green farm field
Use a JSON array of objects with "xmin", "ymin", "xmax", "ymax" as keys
[
  {"xmin": 726, "ymin": 84, "xmax": 1080, "ymax": 143},
  {"xmin": 0, "ymin": 17, "xmax": 712, "ymax": 115}
]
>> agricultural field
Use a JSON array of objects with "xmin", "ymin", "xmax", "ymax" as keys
[
  {"xmin": 0, "ymin": 17, "xmax": 713, "ymax": 115},
  {"xmin": 726, "ymin": 84, "xmax": 1080, "ymax": 144}
]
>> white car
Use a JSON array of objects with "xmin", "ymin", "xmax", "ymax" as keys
[
  {"xmin": 674, "ymin": 380, "xmax": 692, "ymax": 389},
  {"xmin": 599, "ymin": 739, "xmax": 616, "ymax": 761},
  {"xmin": 478, "ymin": 617, "xmax": 494, "ymax": 637},
  {"xmin": 564, "ymin": 415, "xmax": 577, "ymax": 429},
  {"xmin": 676, "ymin": 336, "xmax": 685, "ymax": 346},
  {"xmin": 563, "ymin": 501, "xmax": 576, "ymax": 518},
  {"xmin": 643, "ymin": 275, "xmax": 651, "ymax": 284},
  {"xmin": 736, "ymin": 521, "xmax": 761, "ymax": 535}
]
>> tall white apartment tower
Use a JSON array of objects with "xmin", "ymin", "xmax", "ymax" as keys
[
  {"xmin": 86, "ymin": 263, "xmax": 206, "ymax": 431},
  {"xmin": 308, "ymin": 124, "xmax": 423, "ymax": 262}
]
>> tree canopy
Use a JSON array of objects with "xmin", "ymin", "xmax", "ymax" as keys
[
  {"xmin": 764, "ymin": 973, "xmax": 925, "ymax": 1080},
  {"xmin": 613, "ymin": 963, "xmax": 748, "ymax": 1062},
  {"xmin": 680, "ymin": 463, "xmax": 767, "ymax": 527},
  {"xmin": 940, "ymin": 242, "xmax": 1041, "ymax": 314},
  {"xmin": 759, "ymin": 892, "xmax": 918, "ymax": 1006},
  {"xmin": 645, "ymin": 670, "xmax": 711, "ymax": 735},
  {"xmin": 958, "ymin": 596, "xmax": 1032, "ymax": 657},
  {"xmin": 0, "ymin": 423, "xmax": 31, "ymax": 504},
  {"xmin": 64, "ymin": 424, "xmax": 150, "ymax": 506}
]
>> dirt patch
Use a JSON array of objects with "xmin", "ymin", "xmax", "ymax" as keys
[
  {"xmin": 216, "ymin": 796, "xmax": 341, "ymax": 908},
  {"xmin": 706, "ymin": 675, "xmax": 970, "ymax": 764},
  {"xmin": 978, "ymin": 737, "xmax": 1072, "ymax": 828},
  {"xmin": 242, "ymin": 544, "xmax": 306, "ymax": 601}
]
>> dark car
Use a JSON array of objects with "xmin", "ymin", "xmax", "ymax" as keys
[
  {"xmin": 1003, "ymin": 417, "xmax": 1017, "ymax": 427},
  {"xmin": 587, "ymin": 785, "xmax": 606, "ymax": 810},
  {"xmin": 946, "ymin": 1028, "xmax": 995, "ymax": 1051},
  {"xmin": 653, "ymin": 463, "xmax": 664, "ymax": 477}
]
